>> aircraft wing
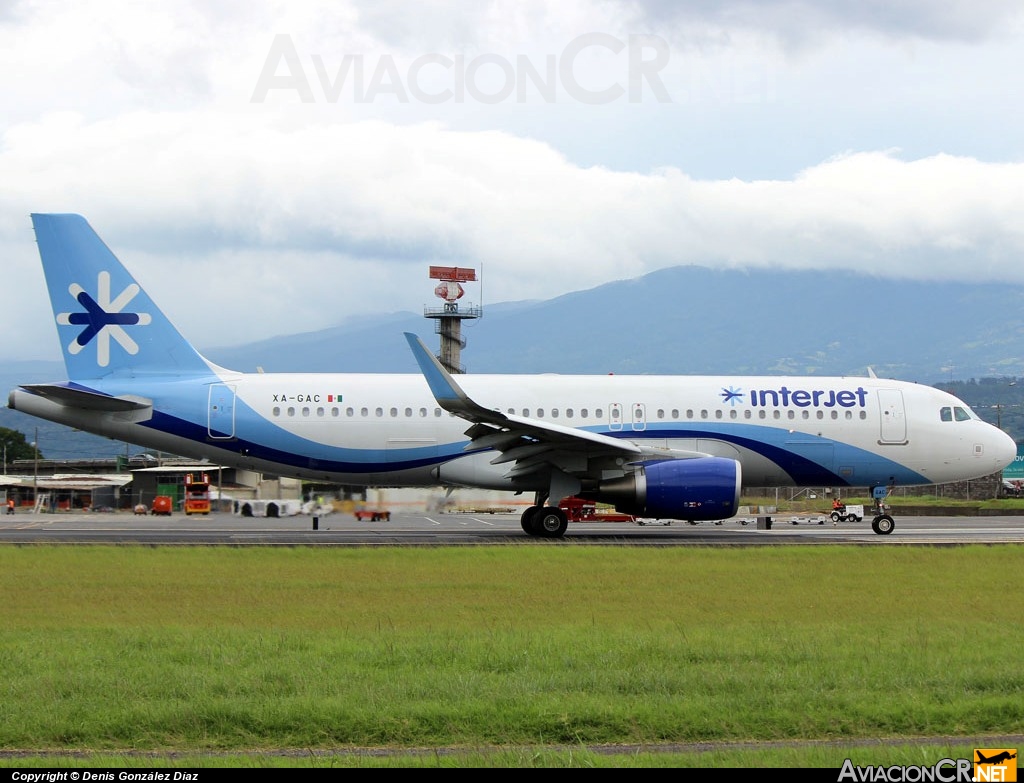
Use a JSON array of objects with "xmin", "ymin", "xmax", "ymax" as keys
[{"xmin": 404, "ymin": 333, "xmax": 707, "ymax": 495}]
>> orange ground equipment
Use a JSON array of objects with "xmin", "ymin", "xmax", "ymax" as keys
[{"xmin": 183, "ymin": 473, "xmax": 211, "ymax": 516}]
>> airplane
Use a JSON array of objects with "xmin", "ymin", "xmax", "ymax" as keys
[
  {"xmin": 976, "ymin": 751, "xmax": 1016, "ymax": 765},
  {"xmin": 8, "ymin": 213, "xmax": 1017, "ymax": 538}
]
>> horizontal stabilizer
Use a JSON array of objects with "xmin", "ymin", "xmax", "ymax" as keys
[{"xmin": 18, "ymin": 383, "xmax": 152, "ymax": 412}]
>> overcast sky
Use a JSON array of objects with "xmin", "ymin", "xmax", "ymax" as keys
[{"xmin": 2, "ymin": 0, "xmax": 1023, "ymax": 361}]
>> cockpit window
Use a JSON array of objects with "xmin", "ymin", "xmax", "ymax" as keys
[{"xmin": 941, "ymin": 406, "xmax": 979, "ymax": 422}]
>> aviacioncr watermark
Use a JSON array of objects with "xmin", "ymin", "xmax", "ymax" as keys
[
  {"xmin": 837, "ymin": 758, "xmax": 975, "ymax": 782},
  {"xmin": 250, "ymin": 32, "xmax": 672, "ymax": 105}
]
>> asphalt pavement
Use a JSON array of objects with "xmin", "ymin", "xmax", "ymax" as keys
[{"xmin": 2, "ymin": 509, "xmax": 1023, "ymax": 546}]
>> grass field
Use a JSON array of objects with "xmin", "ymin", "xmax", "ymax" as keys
[{"xmin": 1, "ymin": 544, "xmax": 1022, "ymax": 767}]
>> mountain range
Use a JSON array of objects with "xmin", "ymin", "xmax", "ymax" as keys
[
  {"xmin": 203, "ymin": 265, "xmax": 1024, "ymax": 379},
  {"xmin": 3, "ymin": 265, "xmax": 1023, "ymax": 461}
]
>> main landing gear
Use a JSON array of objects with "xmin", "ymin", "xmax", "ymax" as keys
[
  {"xmin": 520, "ymin": 493, "xmax": 568, "ymax": 539},
  {"xmin": 869, "ymin": 484, "xmax": 895, "ymax": 535}
]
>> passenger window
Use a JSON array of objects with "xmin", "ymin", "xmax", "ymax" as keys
[{"xmin": 272, "ymin": 406, "xmax": 280, "ymax": 417}]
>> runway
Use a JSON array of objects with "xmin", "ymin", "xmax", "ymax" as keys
[{"xmin": 2, "ymin": 510, "xmax": 1023, "ymax": 546}]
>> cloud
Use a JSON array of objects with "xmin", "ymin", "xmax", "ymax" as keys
[
  {"xmin": 627, "ymin": 0, "xmax": 1024, "ymax": 45},
  {"xmin": 2, "ymin": 1, "xmax": 1023, "ymax": 361},
  {"xmin": 2, "ymin": 110, "xmax": 1023, "ymax": 360}
]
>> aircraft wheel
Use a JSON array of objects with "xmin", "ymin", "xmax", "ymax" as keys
[
  {"xmin": 536, "ymin": 507, "xmax": 568, "ymax": 538},
  {"xmin": 520, "ymin": 506, "xmax": 542, "ymax": 535},
  {"xmin": 871, "ymin": 514, "xmax": 895, "ymax": 535}
]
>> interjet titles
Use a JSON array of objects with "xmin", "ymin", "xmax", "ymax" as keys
[{"xmin": 749, "ymin": 386, "xmax": 869, "ymax": 408}]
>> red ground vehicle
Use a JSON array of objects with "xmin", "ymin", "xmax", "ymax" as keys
[
  {"xmin": 559, "ymin": 496, "xmax": 635, "ymax": 522},
  {"xmin": 150, "ymin": 495, "xmax": 173, "ymax": 516},
  {"xmin": 353, "ymin": 509, "xmax": 391, "ymax": 521},
  {"xmin": 184, "ymin": 473, "xmax": 211, "ymax": 515}
]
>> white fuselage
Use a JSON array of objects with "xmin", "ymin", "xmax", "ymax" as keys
[{"xmin": 14, "ymin": 370, "xmax": 1012, "ymax": 492}]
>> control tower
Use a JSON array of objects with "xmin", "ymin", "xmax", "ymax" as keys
[{"xmin": 423, "ymin": 266, "xmax": 481, "ymax": 374}]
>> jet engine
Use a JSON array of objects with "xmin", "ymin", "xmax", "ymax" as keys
[{"xmin": 595, "ymin": 457, "xmax": 741, "ymax": 521}]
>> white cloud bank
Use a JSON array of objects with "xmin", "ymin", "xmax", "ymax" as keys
[
  {"xmin": 2, "ymin": 111, "xmax": 1022, "ymax": 359},
  {"xmin": 2, "ymin": 0, "xmax": 1023, "ymax": 361}
]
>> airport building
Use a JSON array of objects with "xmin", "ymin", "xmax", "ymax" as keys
[{"xmin": 0, "ymin": 454, "xmax": 530, "ymax": 516}]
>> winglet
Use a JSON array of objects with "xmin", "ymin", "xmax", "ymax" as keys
[{"xmin": 403, "ymin": 332, "xmax": 477, "ymax": 416}]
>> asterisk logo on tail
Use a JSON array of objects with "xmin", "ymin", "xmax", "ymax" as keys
[{"xmin": 56, "ymin": 271, "xmax": 152, "ymax": 367}]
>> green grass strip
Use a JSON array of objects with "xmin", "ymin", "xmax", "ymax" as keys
[{"xmin": 1, "ymin": 545, "xmax": 1021, "ymax": 753}]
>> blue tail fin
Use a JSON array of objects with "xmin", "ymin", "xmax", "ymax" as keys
[{"xmin": 31, "ymin": 213, "xmax": 218, "ymax": 380}]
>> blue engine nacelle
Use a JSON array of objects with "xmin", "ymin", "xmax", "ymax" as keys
[{"xmin": 596, "ymin": 457, "xmax": 742, "ymax": 521}]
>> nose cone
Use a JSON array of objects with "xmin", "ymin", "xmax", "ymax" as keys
[{"xmin": 992, "ymin": 426, "xmax": 1018, "ymax": 471}]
